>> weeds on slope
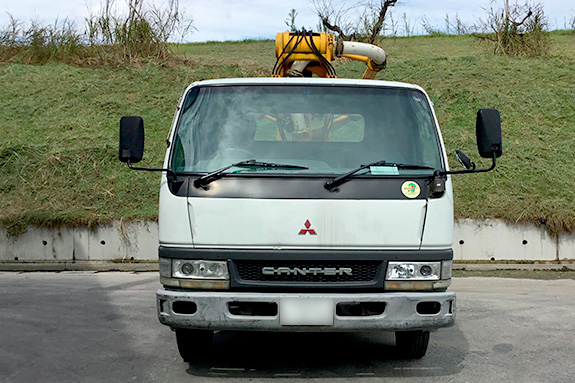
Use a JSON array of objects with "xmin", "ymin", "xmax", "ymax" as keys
[{"xmin": 0, "ymin": 0, "xmax": 193, "ymax": 66}]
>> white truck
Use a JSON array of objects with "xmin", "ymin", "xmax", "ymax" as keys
[{"xmin": 118, "ymin": 32, "xmax": 502, "ymax": 361}]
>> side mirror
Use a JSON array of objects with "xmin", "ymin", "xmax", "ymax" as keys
[
  {"xmin": 476, "ymin": 109, "xmax": 502, "ymax": 159},
  {"xmin": 119, "ymin": 116, "xmax": 144, "ymax": 163}
]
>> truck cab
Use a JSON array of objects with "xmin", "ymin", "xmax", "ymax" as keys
[{"xmin": 118, "ymin": 33, "xmax": 501, "ymax": 362}]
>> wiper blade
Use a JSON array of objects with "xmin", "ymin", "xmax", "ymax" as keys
[
  {"xmin": 393, "ymin": 163, "xmax": 435, "ymax": 170},
  {"xmin": 193, "ymin": 159, "xmax": 308, "ymax": 189},
  {"xmin": 239, "ymin": 161, "xmax": 308, "ymax": 170},
  {"xmin": 324, "ymin": 160, "xmax": 434, "ymax": 191}
]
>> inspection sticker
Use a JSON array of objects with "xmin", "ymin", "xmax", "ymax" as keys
[
  {"xmin": 370, "ymin": 166, "xmax": 399, "ymax": 175},
  {"xmin": 401, "ymin": 181, "xmax": 421, "ymax": 199}
]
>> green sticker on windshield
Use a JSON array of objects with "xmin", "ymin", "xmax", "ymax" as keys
[{"xmin": 370, "ymin": 166, "xmax": 399, "ymax": 175}]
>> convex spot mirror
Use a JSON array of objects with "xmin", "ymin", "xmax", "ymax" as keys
[
  {"xmin": 455, "ymin": 150, "xmax": 474, "ymax": 170},
  {"xmin": 119, "ymin": 116, "xmax": 145, "ymax": 163},
  {"xmin": 476, "ymin": 108, "xmax": 502, "ymax": 159}
]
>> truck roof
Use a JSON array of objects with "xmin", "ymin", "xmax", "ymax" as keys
[{"xmin": 186, "ymin": 77, "xmax": 425, "ymax": 92}]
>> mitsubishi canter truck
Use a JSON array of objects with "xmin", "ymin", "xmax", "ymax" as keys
[{"xmin": 118, "ymin": 31, "xmax": 502, "ymax": 361}]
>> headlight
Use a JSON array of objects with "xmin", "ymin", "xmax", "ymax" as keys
[
  {"xmin": 386, "ymin": 262, "xmax": 441, "ymax": 281},
  {"xmin": 172, "ymin": 260, "xmax": 229, "ymax": 280}
]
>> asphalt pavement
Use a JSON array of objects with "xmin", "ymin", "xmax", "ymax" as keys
[{"xmin": 0, "ymin": 272, "xmax": 574, "ymax": 382}]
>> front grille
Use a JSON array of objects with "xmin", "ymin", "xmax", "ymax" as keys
[{"xmin": 234, "ymin": 260, "xmax": 381, "ymax": 283}]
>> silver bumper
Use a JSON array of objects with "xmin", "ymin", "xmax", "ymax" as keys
[{"xmin": 157, "ymin": 290, "xmax": 456, "ymax": 332}]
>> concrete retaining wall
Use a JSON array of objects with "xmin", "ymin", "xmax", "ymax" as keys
[
  {"xmin": 453, "ymin": 219, "xmax": 574, "ymax": 262},
  {"xmin": 0, "ymin": 221, "xmax": 159, "ymax": 262},
  {"xmin": 1, "ymin": 219, "xmax": 574, "ymax": 263}
]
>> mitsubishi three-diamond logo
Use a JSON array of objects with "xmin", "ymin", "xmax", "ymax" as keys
[{"xmin": 298, "ymin": 220, "xmax": 317, "ymax": 235}]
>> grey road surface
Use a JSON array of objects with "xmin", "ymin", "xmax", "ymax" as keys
[{"xmin": 0, "ymin": 272, "xmax": 574, "ymax": 383}]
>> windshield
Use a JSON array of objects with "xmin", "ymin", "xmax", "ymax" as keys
[{"xmin": 171, "ymin": 85, "xmax": 444, "ymax": 175}]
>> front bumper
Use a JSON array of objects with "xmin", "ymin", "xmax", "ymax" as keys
[{"xmin": 157, "ymin": 289, "xmax": 455, "ymax": 332}]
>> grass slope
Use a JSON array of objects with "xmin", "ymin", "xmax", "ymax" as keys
[{"xmin": 0, "ymin": 34, "xmax": 574, "ymax": 235}]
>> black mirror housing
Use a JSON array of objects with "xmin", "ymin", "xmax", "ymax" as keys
[
  {"xmin": 119, "ymin": 116, "xmax": 144, "ymax": 163},
  {"xmin": 476, "ymin": 109, "xmax": 502, "ymax": 159}
]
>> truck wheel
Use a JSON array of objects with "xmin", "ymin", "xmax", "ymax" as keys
[
  {"xmin": 175, "ymin": 329, "xmax": 214, "ymax": 362},
  {"xmin": 395, "ymin": 330, "xmax": 430, "ymax": 359}
]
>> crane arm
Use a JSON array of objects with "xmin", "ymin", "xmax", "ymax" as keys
[{"xmin": 273, "ymin": 31, "xmax": 387, "ymax": 79}]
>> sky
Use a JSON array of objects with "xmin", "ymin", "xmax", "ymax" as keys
[{"xmin": 1, "ymin": 0, "xmax": 574, "ymax": 42}]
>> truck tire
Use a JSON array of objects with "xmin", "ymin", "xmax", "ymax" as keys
[
  {"xmin": 175, "ymin": 329, "xmax": 214, "ymax": 362},
  {"xmin": 395, "ymin": 330, "xmax": 430, "ymax": 359}
]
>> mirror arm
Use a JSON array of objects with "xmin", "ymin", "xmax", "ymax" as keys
[
  {"xmin": 127, "ymin": 159, "xmax": 177, "ymax": 179},
  {"xmin": 435, "ymin": 151, "xmax": 497, "ymax": 177}
]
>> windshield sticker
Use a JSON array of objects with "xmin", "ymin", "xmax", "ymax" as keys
[
  {"xmin": 412, "ymin": 95, "xmax": 422, "ymax": 102},
  {"xmin": 401, "ymin": 181, "xmax": 421, "ymax": 198},
  {"xmin": 370, "ymin": 166, "xmax": 399, "ymax": 175}
]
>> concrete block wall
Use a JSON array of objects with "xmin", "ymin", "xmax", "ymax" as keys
[{"xmin": 0, "ymin": 219, "xmax": 574, "ymax": 262}]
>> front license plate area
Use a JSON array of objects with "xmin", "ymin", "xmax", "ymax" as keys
[{"xmin": 280, "ymin": 298, "xmax": 334, "ymax": 326}]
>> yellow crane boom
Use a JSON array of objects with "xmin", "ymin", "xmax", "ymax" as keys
[{"xmin": 272, "ymin": 31, "xmax": 387, "ymax": 79}]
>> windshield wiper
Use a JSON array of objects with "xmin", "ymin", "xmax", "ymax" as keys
[
  {"xmin": 324, "ymin": 160, "xmax": 434, "ymax": 192},
  {"xmin": 194, "ymin": 159, "xmax": 308, "ymax": 189}
]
